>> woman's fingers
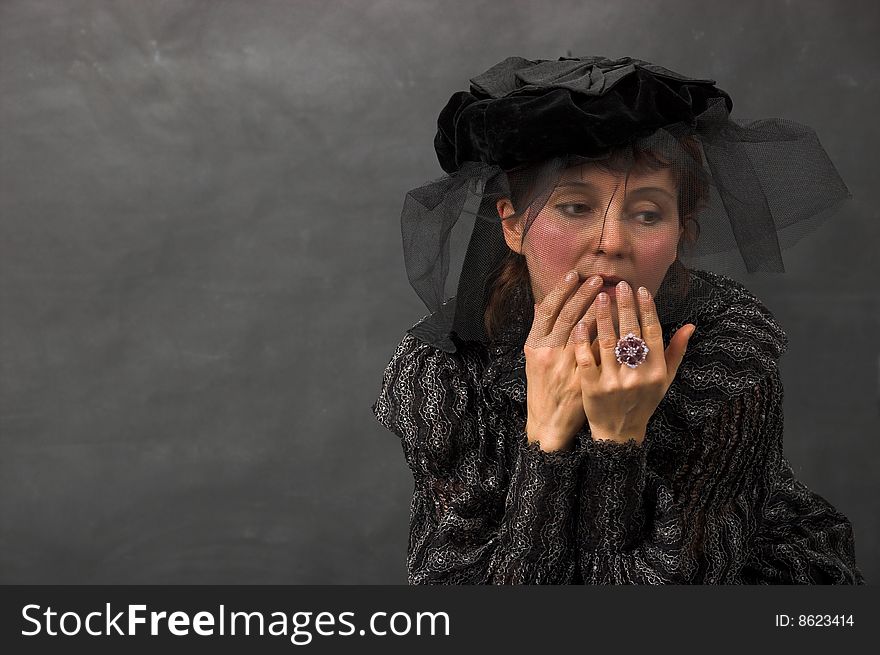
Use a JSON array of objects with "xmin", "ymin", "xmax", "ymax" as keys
[
  {"xmin": 574, "ymin": 292, "xmax": 612, "ymax": 372},
  {"xmin": 532, "ymin": 270, "xmax": 603, "ymax": 346},
  {"xmin": 531, "ymin": 270, "xmax": 581, "ymax": 340},
  {"xmin": 634, "ymin": 285, "xmax": 666, "ymax": 371},
  {"xmin": 553, "ymin": 275, "xmax": 603, "ymax": 346},
  {"xmin": 568, "ymin": 300, "xmax": 598, "ymax": 347},
  {"xmin": 593, "ymin": 292, "xmax": 620, "ymax": 371},
  {"xmin": 615, "ymin": 280, "xmax": 641, "ymax": 339},
  {"xmin": 595, "ymin": 284, "xmax": 667, "ymax": 376}
]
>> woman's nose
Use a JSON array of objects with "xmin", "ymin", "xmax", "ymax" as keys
[{"xmin": 595, "ymin": 211, "xmax": 628, "ymax": 254}]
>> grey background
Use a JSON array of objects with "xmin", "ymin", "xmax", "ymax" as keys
[{"xmin": 1, "ymin": 0, "xmax": 877, "ymax": 584}]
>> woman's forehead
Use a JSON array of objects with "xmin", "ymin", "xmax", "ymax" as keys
[{"xmin": 558, "ymin": 162, "xmax": 675, "ymax": 188}]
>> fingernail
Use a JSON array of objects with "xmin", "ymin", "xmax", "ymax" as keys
[
  {"xmin": 565, "ymin": 270, "xmax": 577, "ymax": 282},
  {"xmin": 638, "ymin": 286, "xmax": 649, "ymax": 299},
  {"xmin": 598, "ymin": 292, "xmax": 609, "ymax": 306},
  {"xmin": 617, "ymin": 280, "xmax": 629, "ymax": 292},
  {"xmin": 588, "ymin": 275, "xmax": 602, "ymax": 287}
]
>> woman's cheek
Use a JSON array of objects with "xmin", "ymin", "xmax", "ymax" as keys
[
  {"xmin": 525, "ymin": 219, "xmax": 584, "ymax": 292},
  {"xmin": 639, "ymin": 234, "xmax": 680, "ymax": 293}
]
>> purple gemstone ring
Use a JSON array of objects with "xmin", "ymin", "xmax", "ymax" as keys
[{"xmin": 615, "ymin": 332, "xmax": 649, "ymax": 368}]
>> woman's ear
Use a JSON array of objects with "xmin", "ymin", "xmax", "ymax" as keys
[
  {"xmin": 497, "ymin": 198, "xmax": 523, "ymax": 254},
  {"xmin": 678, "ymin": 213, "xmax": 699, "ymax": 249}
]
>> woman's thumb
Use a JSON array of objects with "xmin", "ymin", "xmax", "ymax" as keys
[{"xmin": 665, "ymin": 324, "xmax": 696, "ymax": 381}]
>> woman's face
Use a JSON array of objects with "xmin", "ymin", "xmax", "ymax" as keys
[{"xmin": 498, "ymin": 162, "xmax": 683, "ymax": 331}]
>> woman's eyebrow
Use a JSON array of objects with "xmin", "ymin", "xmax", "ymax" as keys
[
  {"xmin": 627, "ymin": 186, "xmax": 675, "ymax": 200},
  {"xmin": 555, "ymin": 181, "xmax": 600, "ymax": 191},
  {"xmin": 555, "ymin": 181, "xmax": 674, "ymax": 200}
]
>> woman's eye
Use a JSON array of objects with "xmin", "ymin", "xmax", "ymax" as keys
[
  {"xmin": 557, "ymin": 203, "xmax": 593, "ymax": 215},
  {"xmin": 637, "ymin": 211, "xmax": 662, "ymax": 224},
  {"xmin": 556, "ymin": 204, "xmax": 663, "ymax": 224}
]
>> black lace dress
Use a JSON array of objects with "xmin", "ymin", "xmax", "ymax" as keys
[{"xmin": 371, "ymin": 269, "xmax": 864, "ymax": 584}]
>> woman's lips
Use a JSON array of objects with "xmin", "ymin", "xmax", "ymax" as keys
[{"xmin": 601, "ymin": 284, "xmax": 618, "ymax": 298}]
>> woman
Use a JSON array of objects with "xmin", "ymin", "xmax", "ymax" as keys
[{"xmin": 372, "ymin": 55, "xmax": 864, "ymax": 584}]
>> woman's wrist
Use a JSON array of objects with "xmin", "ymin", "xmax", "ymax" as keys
[
  {"xmin": 526, "ymin": 420, "xmax": 577, "ymax": 452},
  {"xmin": 579, "ymin": 435, "xmax": 649, "ymax": 552},
  {"xmin": 588, "ymin": 423, "xmax": 647, "ymax": 446}
]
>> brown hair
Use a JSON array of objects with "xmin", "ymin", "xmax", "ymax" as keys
[{"xmin": 483, "ymin": 137, "xmax": 709, "ymax": 342}]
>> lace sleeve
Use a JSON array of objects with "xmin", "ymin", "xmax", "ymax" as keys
[
  {"xmin": 737, "ymin": 456, "xmax": 864, "ymax": 584},
  {"xmin": 576, "ymin": 435, "xmax": 695, "ymax": 584},
  {"xmin": 576, "ymin": 366, "xmax": 864, "ymax": 584},
  {"xmin": 373, "ymin": 332, "xmax": 582, "ymax": 584}
]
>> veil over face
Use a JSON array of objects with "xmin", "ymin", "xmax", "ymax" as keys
[
  {"xmin": 498, "ymin": 160, "xmax": 684, "ymax": 338},
  {"xmin": 400, "ymin": 55, "xmax": 851, "ymax": 353}
]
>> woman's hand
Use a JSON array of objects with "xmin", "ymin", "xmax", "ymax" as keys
[
  {"xmin": 523, "ymin": 270, "xmax": 604, "ymax": 452},
  {"xmin": 572, "ymin": 280, "xmax": 696, "ymax": 445}
]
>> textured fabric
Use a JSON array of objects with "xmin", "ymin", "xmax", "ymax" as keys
[{"xmin": 372, "ymin": 269, "xmax": 864, "ymax": 584}]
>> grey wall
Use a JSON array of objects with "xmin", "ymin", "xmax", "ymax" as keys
[{"xmin": 1, "ymin": 0, "xmax": 877, "ymax": 584}]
